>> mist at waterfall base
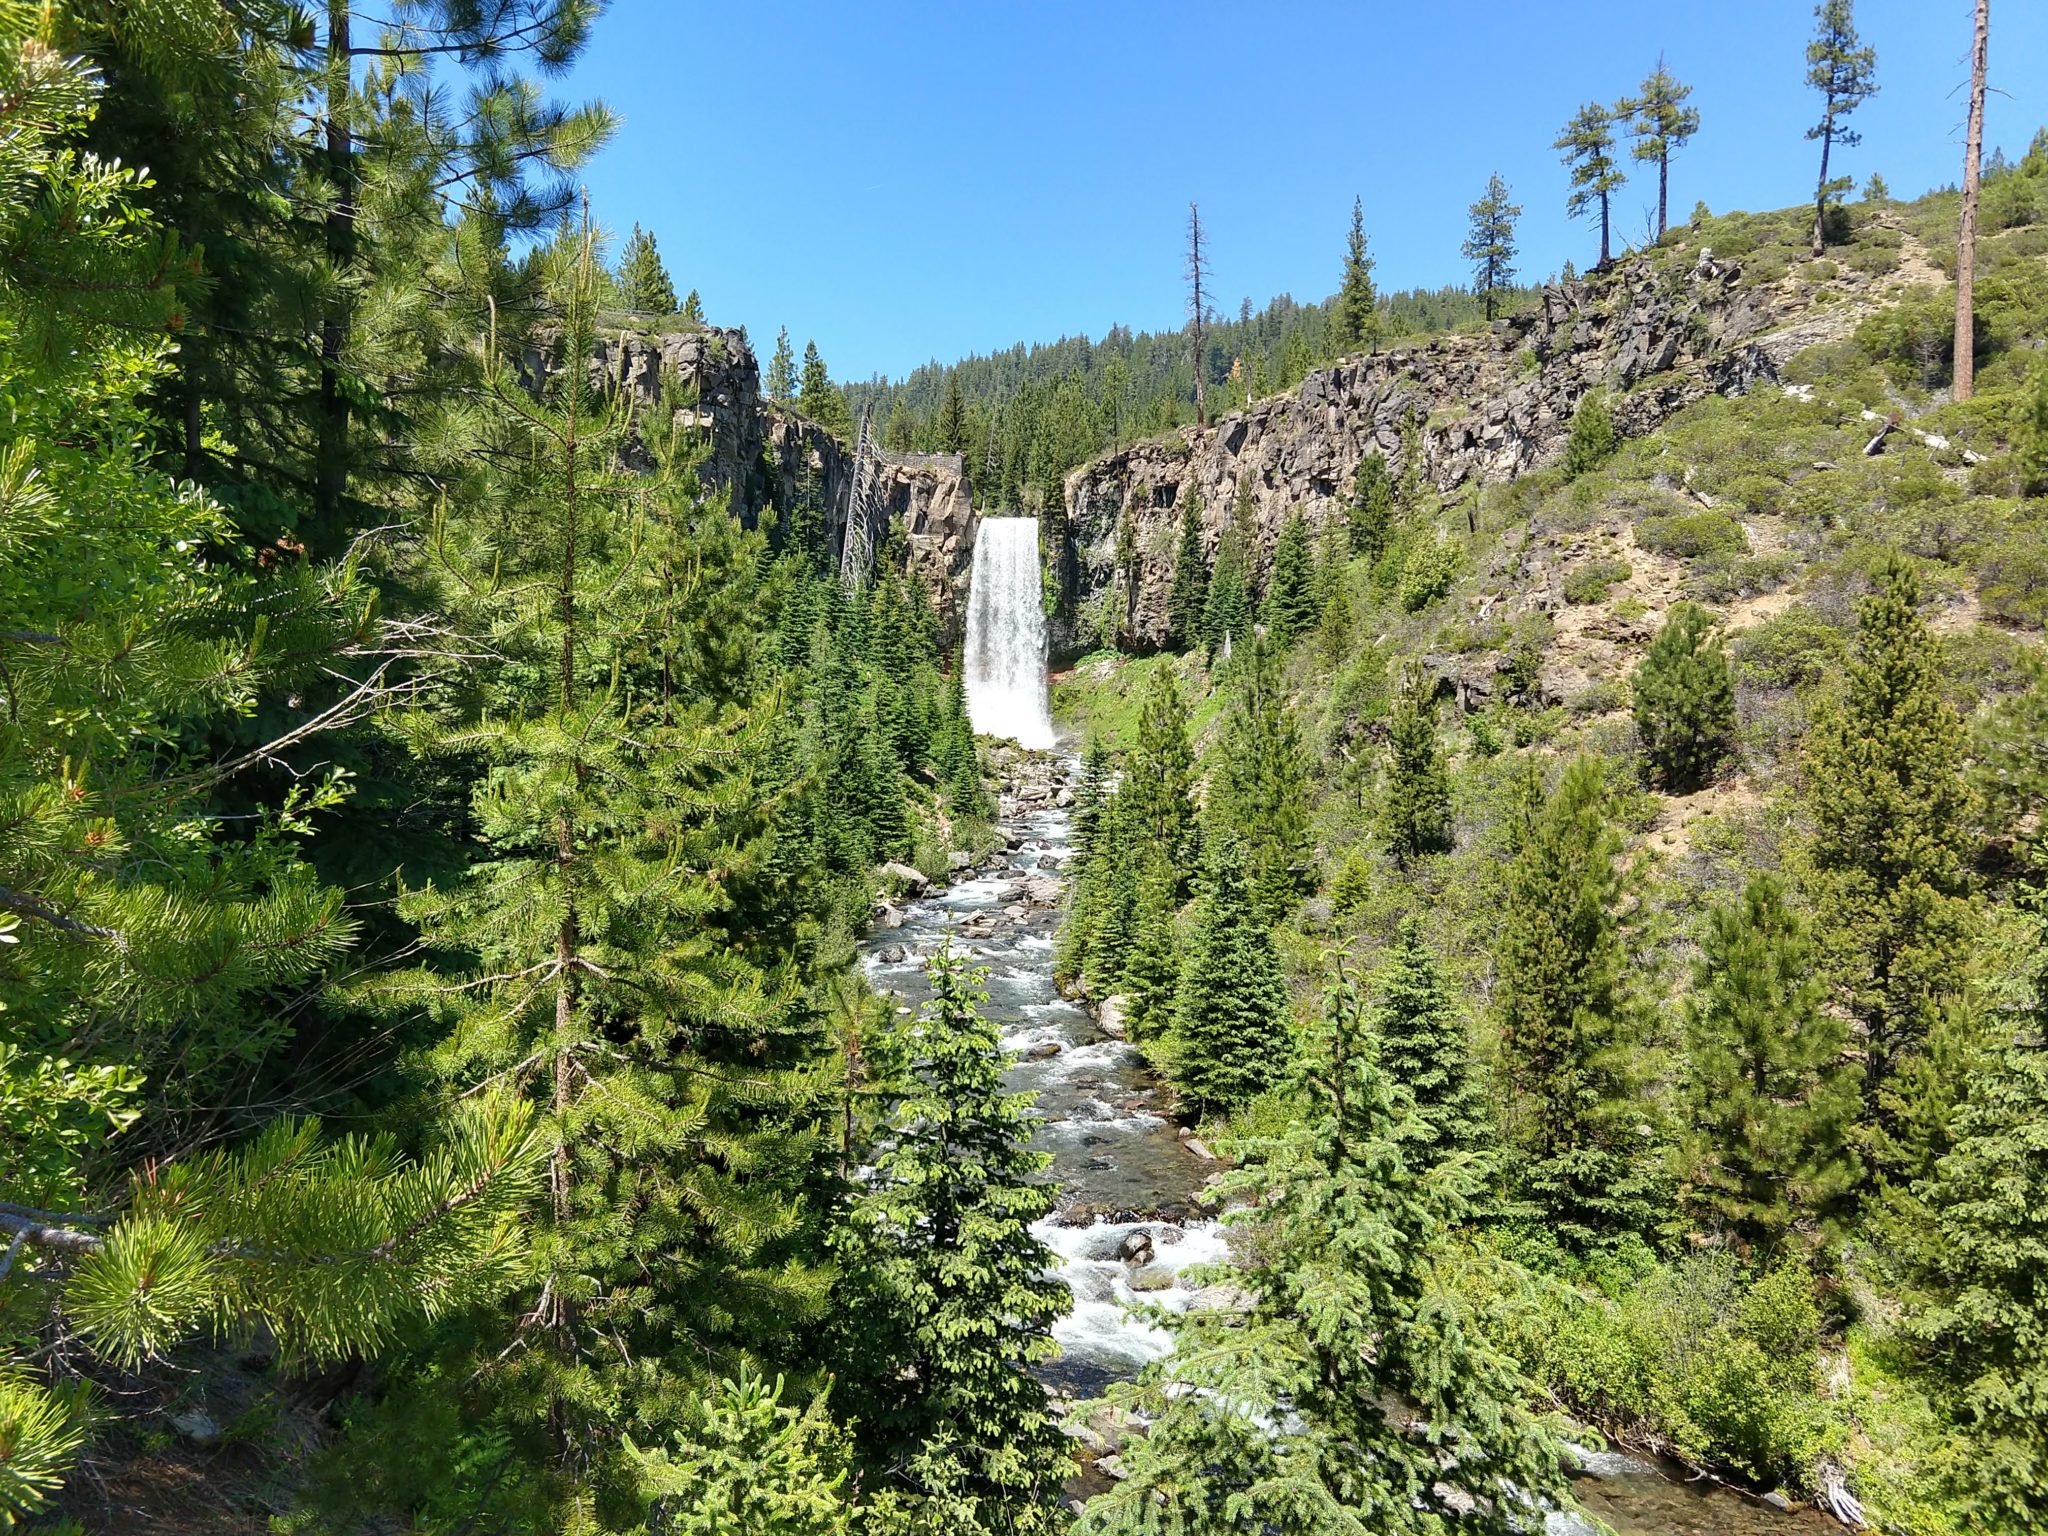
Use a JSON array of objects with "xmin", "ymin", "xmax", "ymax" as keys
[{"xmin": 963, "ymin": 516, "xmax": 1057, "ymax": 750}]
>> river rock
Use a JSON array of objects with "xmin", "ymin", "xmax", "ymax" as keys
[
  {"xmin": 1055, "ymin": 787, "xmax": 1075, "ymax": 807},
  {"xmin": 1005, "ymin": 903, "xmax": 1028, "ymax": 920},
  {"xmin": 1761, "ymin": 1492, "xmax": 1794, "ymax": 1512},
  {"xmin": 1023, "ymin": 876, "xmax": 1062, "ymax": 905},
  {"xmin": 1097, "ymin": 995, "xmax": 1129, "ymax": 1038},
  {"xmin": 1117, "ymin": 1228, "xmax": 1154, "ymax": 1265},
  {"xmin": 878, "ymin": 860, "xmax": 930, "ymax": 893},
  {"xmin": 877, "ymin": 943, "xmax": 908, "ymax": 964},
  {"xmin": 1187, "ymin": 1284, "xmax": 1253, "ymax": 1314},
  {"xmin": 1128, "ymin": 1264, "xmax": 1177, "ymax": 1293},
  {"xmin": 948, "ymin": 850, "xmax": 974, "ymax": 871},
  {"xmin": 1025, "ymin": 1040, "xmax": 1062, "ymax": 1061},
  {"xmin": 874, "ymin": 903, "xmax": 904, "ymax": 930},
  {"xmin": 1183, "ymin": 1136, "xmax": 1217, "ymax": 1161},
  {"xmin": 1095, "ymin": 1453, "xmax": 1131, "ymax": 1481}
]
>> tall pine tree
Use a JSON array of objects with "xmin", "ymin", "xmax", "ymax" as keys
[{"xmin": 1171, "ymin": 836, "xmax": 1291, "ymax": 1115}]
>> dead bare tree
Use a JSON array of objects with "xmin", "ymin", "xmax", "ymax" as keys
[
  {"xmin": 1186, "ymin": 202, "xmax": 1211, "ymax": 427},
  {"xmin": 1954, "ymin": 0, "xmax": 1989, "ymax": 401}
]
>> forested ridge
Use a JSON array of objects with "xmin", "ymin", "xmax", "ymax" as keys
[{"xmin": 6, "ymin": 1, "xmax": 2048, "ymax": 1534}]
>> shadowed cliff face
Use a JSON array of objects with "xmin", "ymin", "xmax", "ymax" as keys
[
  {"xmin": 538, "ymin": 324, "xmax": 982, "ymax": 651},
  {"xmin": 1050, "ymin": 249, "xmax": 1854, "ymax": 661}
]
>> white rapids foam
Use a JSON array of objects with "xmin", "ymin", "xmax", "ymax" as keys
[
  {"xmin": 1037, "ymin": 1217, "xmax": 1232, "ymax": 1375},
  {"xmin": 963, "ymin": 517, "xmax": 1056, "ymax": 750}
]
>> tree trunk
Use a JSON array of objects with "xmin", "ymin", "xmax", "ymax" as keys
[
  {"xmin": 1598, "ymin": 193, "xmax": 1611, "ymax": 269},
  {"xmin": 1954, "ymin": 0, "xmax": 1989, "ymax": 402},
  {"xmin": 1657, "ymin": 152, "xmax": 1669, "ymax": 240},
  {"xmin": 1812, "ymin": 119, "xmax": 1834, "ymax": 256},
  {"xmin": 316, "ymin": 1, "xmax": 355, "ymax": 536}
]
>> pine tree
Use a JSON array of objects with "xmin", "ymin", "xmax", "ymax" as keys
[
  {"xmin": 624, "ymin": 1370, "xmax": 852, "ymax": 1535},
  {"xmin": 1633, "ymin": 601, "xmax": 1736, "ymax": 791},
  {"xmin": 767, "ymin": 325, "xmax": 797, "ymax": 401},
  {"xmin": 1805, "ymin": 0, "xmax": 1879, "ymax": 256},
  {"xmin": 1907, "ymin": 931, "xmax": 2048, "ymax": 1534},
  {"xmin": 1348, "ymin": 451, "xmax": 1395, "ymax": 557},
  {"xmin": 1208, "ymin": 635, "xmax": 1313, "ymax": 923},
  {"xmin": 1070, "ymin": 737, "xmax": 1115, "ymax": 865},
  {"xmin": 1165, "ymin": 488, "xmax": 1210, "ymax": 650},
  {"xmin": 1462, "ymin": 172, "xmax": 1522, "ymax": 322},
  {"xmin": 1260, "ymin": 510, "xmax": 1319, "ymax": 644},
  {"xmin": 1082, "ymin": 961, "xmax": 1568, "ymax": 1536},
  {"xmin": 1802, "ymin": 554, "xmax": 1977, "ymax": 1180},
  {"xmin": 1623, "ymin": 58, "xmax": 1701, "ymax": 240},
  {"xmin": 381, "ymin": 222, "xmax": 840, "ymax": 1496},
  {"xmin": 1171, "ymin": 836, "xmax": 1291, "ymax": 1115},
  {"xmin": 830, "ymin": 946, "xmax": 1072, "ymax": 1517},
  {"xmin": 1186, "ymin": 201, "xmax": 1211, "ymax": 427},
  {"xmin": 1495, "ymin": 757, "xmax": 1660, "ymax": 1249},
  {"xmin": 617, "ymin": 223, "xmax": 678, "ymax": 313},
  {"xmin": 1555, "ymin": 102, "xmax": 1626, "ymax": 269},
  {"xmin": 1368, "ymin": 916, "xmax": 1490, "ymax": 1165},
  {"xmin": 1381, "ymin": 666, "xmax": 1453, "ymax": 864},
  {"xmin": 1329, "ymin": 196, "xmax": 1381, "ymax": 355},
  {"xmin": 1684, "ymin": 876, "xmax": 1860, "ymax": 1253},
  {"xmin": 1125, "ymin": 668, "xmax": 1200, "ymax": 877},
  {"xmin": 799, "ymin": 338, "xmax": 852, "ymax": 438}
]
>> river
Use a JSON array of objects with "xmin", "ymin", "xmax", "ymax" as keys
[{"xmin": 859, "ymin": 756, "xmax": 1835, "ymax": 1536}]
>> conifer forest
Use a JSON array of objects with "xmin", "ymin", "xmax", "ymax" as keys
[{"xmin": 7, "ymin": 2, "xmax": 2048, "ymax": 1533}]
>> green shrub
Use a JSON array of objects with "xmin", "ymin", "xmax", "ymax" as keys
[
  {"xmin": 1562, "ymin": 557, "xmax": 1632, "ymax": 605},
  {"xmin": 1856, "ymin": 285, "xmax": 1962, "ymax": 387},
  {"xmin": 1636, "ymin": 509, "xmax": 1748, "ymax": 560},
  {"xmin": 1689, "ymin": 551, "xmax": 1797, "ymax": 603},
  {"xmin": 1980, "ymin": 535, "xmax": 2048, "ymax": 628},
  {"xmin": 1568, "ymin": 680, "xmax": 1627, "ymax": 717},
  {"xmin": 1397, "ymin": 533, "xmax": 1460, "ymax": 611},
  {"xmin": 1732, "ymin": 606, "xmax": 1847, "ymax": 691}
]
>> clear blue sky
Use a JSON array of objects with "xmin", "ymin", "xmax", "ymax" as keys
[{"xmin": 562, "ymin": 0, "xmax": 2047, "ymax": 383}]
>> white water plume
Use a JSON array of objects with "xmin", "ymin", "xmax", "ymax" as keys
[{"xmin": 963, "ymin": 517, "xmax": 1056, "ymax": 749}]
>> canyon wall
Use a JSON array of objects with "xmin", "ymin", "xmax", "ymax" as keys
[
  {"xmin": 546, "ymin": 325, "xmax": 981, "ymax": 648},
  {"xmin": 1053, "ymin": 251, "xmax": 1830, "ymax": 659}
]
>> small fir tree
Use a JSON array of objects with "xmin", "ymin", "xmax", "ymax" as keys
[
  {"xmin": 1200, "ymin": 487, "xmax": 1255, "ymax": 658},
  {"xmin": 935, "ymin": 371, "xmax": 968, "ymax": 455},
  {"xmin": 1562, "ymin": 389, "xmax": 1618, "ymax": 477},
  {"xmin": 1260, "ymin": 510, "xmax": 1319, "ymax": 644},
  {"xmin": 1624, "ymin": 57, "xmax": 1701, "ymax": 239},
  {"xmin": 1495, "ymin": 757, "xmax": 1660, "ymax": 1249},
  {"xmin": 1381, "ymin": 665, "xmax": 1454, "ymax": 864},
  {"xmin": 1906, "ymin": 920, "xmax": 2048, "ymax": 1534},
  {"xmin": 799, "ymin": 338, "xmax": 852, "ymax": 438},
  {"xmin": 1367, "ymin": 916, "xmax": 1491, "ymax": 1165},
  {"xmin": 1208, "ymin": 635, "xmax": 1314, "ymax": 923},
  {"xmin": 1329, "ymin": 195, "xmax": 1381, "ymax": 355},
  {"xmin": 1349, "ymin": 451, "xmax": 1396, "ymax": 557},
  {"xmin": 1633, "ymin": 601, "xmax": 1736, "ymax": 791},
  {"xmin": 1462, "ymin": 172, "xmax": 1522, "ymax": 321},
  {"xmin": 1801, "ymin": 554, "xmax": 1977, "ymax": 1180},
  {"xmin": 1683, "ymin": 875, "xmax": 1860, "ymax": 1253},
  {"xmin": 1082, "ymin": 960, "xmax": 1568, "ymax": 1536},
  {"xmin": 1555, "ymin": 101, "xmax": 1626, "ymax": 268},
  {"xmin": 681, "ymin": 287, "xmax": 704, "ymax": 322},
  {"xmin": 830, "ymin": 946, "xmax": 1072, "ymax": 1519},
  {"xmin": 1171, "ymin": 836, "xmax": 1291, "ymax": 1115},
  {"xmin": 1122, "ymin": 858, "xmax": 1183, "ymax": 1042},
  {"xmin": 1125, "ymin": 668, "xmax": 1199, "ymax": 877},
  {"xmin": 1805, "ymin": 0, "xmax": 1879, "ymax": 255},
  {"xmin": 1165, "ymin": 489, "xmax": 1210, "ymax": 649}
]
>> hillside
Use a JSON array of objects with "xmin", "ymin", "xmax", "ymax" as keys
[{"xmin": 1042, "ymin": 164, "xmax": 2048, "ymax": 1533}]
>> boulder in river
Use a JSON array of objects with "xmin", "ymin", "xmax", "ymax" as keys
[
  {"xmin": 1025, "ymin": 1040, "xmax": 1062, "ymax": 1061},
  {"xmin": 1128, "ymin": 1264, "xmax": 1177, "ymax": 1293},
  {"xmin": 948, "ymin": 850, "xmax": 974, "ymax": 871},
  {"xmin": 1097, "ymin": 995, "xmax": 1129, "ymax": 1039},
  {"xmin": 878, "ymin": 861, "xmax": 930, "ymax": 893},
  {"xmin": 874, "ymin": 903, "xmax": 904, "ymax": 930},
  {"xmin": 1117, "ymin": 1228, "xmax": 1154, "ymax": 1265},
  {"xmin": 1186, "ymin": 1283, "xmax": 1254, "ymax": 1314},
  {"xmin": 1023, "ymin": 876, "xmax": 1062, "ymax": 905},
  {"xmin": 877, "ymin": 943, "xmax": 909, "ymax": 964}
]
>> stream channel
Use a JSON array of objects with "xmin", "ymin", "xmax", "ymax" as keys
[{"xmin": 859, "ymin": 757, "xmax": 1835, "ymax": 1536}]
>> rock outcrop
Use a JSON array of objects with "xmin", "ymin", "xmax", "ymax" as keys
[
  {"xmin": 542, "ymin": 325, "xmax": 982, "ymax": 648},
  {"xmin": 1053, "ymin": 251, "xmax": 1843, "ymax": 658}
]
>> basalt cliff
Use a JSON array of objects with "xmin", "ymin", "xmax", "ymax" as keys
[{"xmin": 1051, "ymin": 243, "xmax": 1920, "ymax": 659}]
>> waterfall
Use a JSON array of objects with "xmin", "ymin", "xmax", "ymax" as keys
[{"xmin": 962, "ymin": 517, "xmax": 1056, "ymax": 750}]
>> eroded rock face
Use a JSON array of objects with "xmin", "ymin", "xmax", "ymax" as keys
[
  {"xmin": 539, "ymin": 326, "xmax": 980, "ymax": 649},
  {"xmin": 1053, "ymin": 253, "xmax": 1812, "ymax": 659}
]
